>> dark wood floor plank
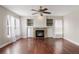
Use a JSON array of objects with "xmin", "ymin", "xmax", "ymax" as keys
[{"xmin": 0, "ymin": 38, "xmax": 79, "ymax": 54}]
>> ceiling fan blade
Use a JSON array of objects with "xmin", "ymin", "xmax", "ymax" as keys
[
  {"xmin": 43, "ymin": 12, "xmax": 51, "ymax": 14},
  {"xmin": 31, "ymin": 6, "xmax": 51, "ymax": 16},
  {"xmin": 32, "ymin": 9, "xmax": 38, "ymax": 11},
  {"xmin": 32, "ymin": 13, "xmax": 38, "ymax": 15},
  {"xmin": 43, "ymin": 8, "xmax": 48, "ymax": 11}
]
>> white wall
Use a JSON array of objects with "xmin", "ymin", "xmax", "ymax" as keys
[
  {"xmin": 0, "ymin": 6, "xmax": 20, "ymax": 48},
  {"xmin": 64, "ymin": 11, "xmax": 79, "ymax": 45},
  {"xmin": 21, "ymin": 16, "xmax": 63, "ymax": 38}
]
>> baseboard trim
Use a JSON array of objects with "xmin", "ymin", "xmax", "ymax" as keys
[
  {"xmin": 21, "ymin": 37, "xmax": 54, "ymax": 39},
  {"xmin": 21, "ymin": 37, "xmax": 63, "ymax": 39},
  {"xmin": 0, "ymin": 38, "xmax": 21, "ymax": 48},
  {"xmin": 64, "ymin": 38, "xmax": 79, "ymax": 46},
  {"xmin": 0, "ymin": 41, "xmax": 12, "ymax": 48}
]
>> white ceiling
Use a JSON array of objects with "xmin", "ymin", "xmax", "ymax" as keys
[{"xmin": 2, "ymin": 5, "xmax": 79, "ymax": 16}]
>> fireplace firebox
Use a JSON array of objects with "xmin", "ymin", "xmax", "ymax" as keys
[{"xmin": 36, "ymin": 30, "xmax": 44, "ymax": 37}]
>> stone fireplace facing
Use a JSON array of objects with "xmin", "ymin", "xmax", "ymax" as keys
[{"xmin": 34, "ymin": 27, "xmax": 47, "ymax": 38}]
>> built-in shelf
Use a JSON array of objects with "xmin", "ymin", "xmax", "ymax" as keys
[
  {"xmin": 27, "ymin": 18, "xmax": 53, "ymax": 26},
  {"xmin": 27, "ymin": 19, "xmax": 33, "ymax": 26},
  {"xmin": 46, "ymin": 19, "xmax": 53, "ymax": 26}
]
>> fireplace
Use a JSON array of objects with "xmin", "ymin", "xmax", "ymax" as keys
[
  {"xmin": 36, "ymin": 30, "xmax": 44, "ymax": 37},
  {"xmin": 34, "ymin": 27, "xmax": 47, "ymax": 38}
]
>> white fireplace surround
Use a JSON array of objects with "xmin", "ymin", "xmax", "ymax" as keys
[{"xmin": 33, "ymin": 27, "xmax": 47, "ymax": 38}]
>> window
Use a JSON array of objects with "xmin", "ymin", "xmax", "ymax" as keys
[
  {"xmin": 54, "ymin": 20, "xmax": 62, "ymax": 35},
  {"xmin": 6, "ymin": 15, "xmax": 16, "ymax": 38},
  {"xmin": 15, "ymin": 18, "xmax": 20, "ymax": 36},
  {"xmin": 6, "ymin": 15, "xmax": 11, "ymax": 37}
]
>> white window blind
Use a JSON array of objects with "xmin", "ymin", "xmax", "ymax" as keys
[
  {"xmin": 6, "ymin": 15, "xmax": 16, "ymax": 38},
  {"xmin": 15, "ymin": 18, "xmax": 20, "ymax": 36},
  {"xmin": 54, "ymin": 20, "xmax": 62, "ymax": 35}
]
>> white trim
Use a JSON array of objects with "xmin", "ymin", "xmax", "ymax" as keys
[
  {"xmin": 64, "ymin": 37, "xmax": 79, "ymax": 46},
  {"xmin": 21, "ymin": 36, "xmax": 27, "ymax": 38},
  {"xmin": 0, "ymin": 41, "xmax": 12, "ymax": 48},
  {"xmin": 16, "ymin": 36, "xmax": 21, "ymax": 40}
]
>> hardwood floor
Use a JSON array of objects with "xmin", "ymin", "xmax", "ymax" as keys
[
  {"xmin": 0, "ymin": 38, "xmax": 79, "ymax": 54},
  {"xmin": 63, "ymin": 39, "xmax": 79, "ymax": 54}
]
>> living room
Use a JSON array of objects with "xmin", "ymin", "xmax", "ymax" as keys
[{"xmin": 0, "ymin": 5, "xmax": 79, "ymax": 54}]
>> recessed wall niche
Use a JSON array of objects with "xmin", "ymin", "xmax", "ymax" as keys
[
  {"xmin": 27, "ymin": 19, "xmax": 33, "ymax": 26},
  {"xmin": 46, "ymin": 19, "xmax": 53, "ymax": 26}
]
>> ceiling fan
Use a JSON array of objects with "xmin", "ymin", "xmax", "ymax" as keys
[{"xmin": 31, "ymin": 6, "xmax": 51, "ymax": 16}]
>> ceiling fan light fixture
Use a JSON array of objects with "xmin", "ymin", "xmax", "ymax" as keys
[{"xmin": 31, "ymin": 6, "xmax": 51, "ymax": 16}]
